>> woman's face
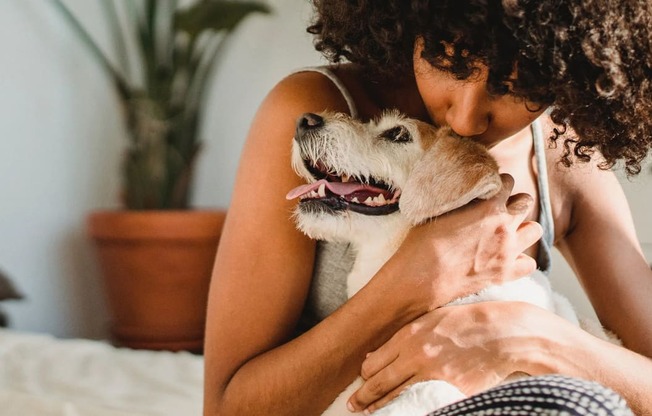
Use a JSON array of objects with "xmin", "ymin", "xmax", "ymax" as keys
[{"xmin": 413, "ymin": 41, "xmax": 545, "ymax": 148}]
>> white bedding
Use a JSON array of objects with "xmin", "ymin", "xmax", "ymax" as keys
[{"xmin": 0, "ymin": 329, "xmax": 203, "ymax": 416}]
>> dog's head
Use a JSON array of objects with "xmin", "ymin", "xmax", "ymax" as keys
[{"xmin": 286, "ymin": 110, "xmax": 502, "ymax": 241}]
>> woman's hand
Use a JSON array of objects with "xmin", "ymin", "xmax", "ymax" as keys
[
  {"xmin": 347, "ymin": 301, "xmax": 556, "ymax": 413},
  {"xmin": 375, "ymin": 174, "xmax": 543, "ymax": 312}
]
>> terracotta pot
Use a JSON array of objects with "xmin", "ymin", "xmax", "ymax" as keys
[{"xmin": 87, "ymin": 210, "xmax": 226, "ymax": 352}]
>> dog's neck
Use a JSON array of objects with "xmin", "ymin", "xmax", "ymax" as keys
[{"xmin": 345, "ymin": 214, "xmax": 411, "ymax": 297}]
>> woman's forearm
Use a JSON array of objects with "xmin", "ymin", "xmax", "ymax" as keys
[
  {"xmin": 522, "ymin": 313, "xmax": 652, "ymax": 415},
  {"xmin": 571, "ymin": 336, "xmax": 652, "ymax": 415},
  {"xmin": 207, "ymin": 272, "xmax": 428, "ymax": 416}
]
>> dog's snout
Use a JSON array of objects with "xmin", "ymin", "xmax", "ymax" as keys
[{"xmin": 296, "ymin": 113, "xmax": 324, "ymax": 136}]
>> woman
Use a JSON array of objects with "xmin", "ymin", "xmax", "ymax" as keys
[{"xmin": 203, "ymin": 1, "xmax": 652, "ymax": 414}]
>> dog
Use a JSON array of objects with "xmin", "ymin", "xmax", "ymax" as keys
[{"xmin": 286, "ymin": 110, "xmax": 614, "ymax": 415}]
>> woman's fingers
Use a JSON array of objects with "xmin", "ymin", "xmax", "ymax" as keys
[
  {"xmin": 496, "ymin": 173, "xmax": 516, "ymax": 204},
  {"xmin": 349, "ymin": 335, "xmax": 407, "ymax": 411},
  {"xmin": 506, "ymin": 192, "xmax": 534, "ymax": 220},
  {"xmin": 360, "ymin": 347, "xmax": 399, "ymax": 381},
  {"xmin": 362, "ymin": 379, "xmax": 416, "ymax": 414},
  {"xmin": 517, "ymin": 220, "xmax": 543, "ymax": 251},
  {"xmin": 506, "ymin": 192, "xmax": 543, "ymax": 278},
  {"xmin": 512, "ymin": 252, "xmax": 539, "ymax": 279},
  {"xmin": 509, "ymin": 219, "xmax": 543, "ymax": 278},
  {"xmin": 348, "ymin": 359, "xmax": 412, "ymax": 412}
]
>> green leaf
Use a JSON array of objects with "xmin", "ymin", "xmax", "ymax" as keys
[{"xmin": 175, "ymin": 1, "xmax": 271, "ymax": 39}]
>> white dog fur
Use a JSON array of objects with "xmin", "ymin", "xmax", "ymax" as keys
[{"xmin": 286, "ymin": 110, "xmax": 616, "ymax": 416}]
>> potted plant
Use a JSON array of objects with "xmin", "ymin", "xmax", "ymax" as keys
[{"xmin": 52, "ymin": 0, "xmax": 270, "ymax": 352}]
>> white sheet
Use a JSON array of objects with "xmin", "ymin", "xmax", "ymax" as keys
[{"xmin": 0, "ymin": 329, "xmax": 203, "ymax": 416}]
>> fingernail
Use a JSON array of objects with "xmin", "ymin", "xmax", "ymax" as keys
[
  {"xmin": 364, "ymin": 409, "xmax": 371, "ymax": 415},
  {"xmin": 347, "ymin": 401, "xmax": 355, "ymax": 412}
]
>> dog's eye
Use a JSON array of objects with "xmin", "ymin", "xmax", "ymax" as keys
[{"xmin": 380, "ymin": 126, "xmax": 411, "ymax": 143}]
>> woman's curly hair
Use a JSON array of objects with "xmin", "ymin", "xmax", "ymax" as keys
[{"xmin": 308, "ymin": 0, "xmax": 652, "ymax": 175}]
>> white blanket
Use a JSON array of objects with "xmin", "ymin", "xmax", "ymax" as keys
[{"xmin": 0, "ymin": 329, "xmax": 203, "ymax": 416}]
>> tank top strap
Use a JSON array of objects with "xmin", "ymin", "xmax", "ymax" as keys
[
  {"xmin": 290, "ymin": 66, "xmax": 359, "ymax": 118},
  {"xmin": 532, "ymin": 118, "xmax": 555, "ymax": 275}
]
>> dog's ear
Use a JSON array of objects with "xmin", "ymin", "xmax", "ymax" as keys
[{"xmin": 400, "ymin": 130, "xmax": 502, "ymax": 225}]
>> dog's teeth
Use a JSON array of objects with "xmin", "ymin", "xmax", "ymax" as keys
[
  {"xmin": 364, "ymin": 197, "xmax": 373, "ymax": 205},
  {"xmin": 341, "ymin": 174, "xmax": 349, "ymax": 182},
  {"xmin": 318, "ymin": 183, "xmax": 326, "ymax": 197},
  {"xmin": 352, "ymin": 197, "xmax": 359, "ymax": 203},
  {"xmin": 377, "ymin": 194, "xmax": 386, "ymax": 204}
]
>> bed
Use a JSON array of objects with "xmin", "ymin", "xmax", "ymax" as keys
[{"xmin": 0, "ymin": 329, "xmax": 203, "ymax": 416}]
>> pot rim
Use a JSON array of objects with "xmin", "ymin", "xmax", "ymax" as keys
[{"xmin": 87, "ymin": 209, "xmax": 227, "ymax": 241}]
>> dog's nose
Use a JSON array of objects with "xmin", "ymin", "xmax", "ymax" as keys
[{"xmin": 296, "ymin": 113, "xmax": 324, "ymax": 135}]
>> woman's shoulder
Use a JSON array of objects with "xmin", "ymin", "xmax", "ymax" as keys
[
  {"xmin": 263, "ymin": 65, "xmax": 361, "ymax": 116},
  {"xmin": 539, "ymin": 115, "xmax": 619, "ymax": 186},
  {"xmin": 272, "ymin": 65, "xmax": 406, "ymax": 120},
  {"xmin": 539, "ymin": 115, "xmax": 623, "ymax": 241}
]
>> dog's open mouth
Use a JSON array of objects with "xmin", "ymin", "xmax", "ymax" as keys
[{"xmin": 286, "ymin": 161, "xmax": 400, "ymax": 215}]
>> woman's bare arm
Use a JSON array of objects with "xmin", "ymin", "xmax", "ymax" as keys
[
  {"xmin": 555, "ymin": 165, "xmax": 652, "ymax": 356},
  {"xmin": 552, "ymin": 154, "xmax": 652, "ymax": 413}
]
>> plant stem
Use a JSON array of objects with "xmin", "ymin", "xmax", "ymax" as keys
[
  {"xmin": 100, "ymin": 0, "xmax": 131, "ymax": 81},
  {"xmin": 51, "ymin": 0, "xmax": 132, "ymax": 102},
  {"xmin": 144, "ymin": 0, "xmax": 159, "ymax": 98}
]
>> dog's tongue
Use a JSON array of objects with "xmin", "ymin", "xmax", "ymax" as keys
[{"xmin": 286, "ymin": 179, "xmax": 373, "ymax": 200}]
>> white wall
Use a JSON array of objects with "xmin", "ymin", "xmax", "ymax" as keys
[
  {"xmin": 0, "ymin": 1, "xmax": 650, "ymax": 339},
  {"xmin": 0, "ymin": 0, "xmax": 323, "ymax": 339}
]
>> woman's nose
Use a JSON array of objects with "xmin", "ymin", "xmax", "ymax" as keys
[{"xmin": 445, "ymin": 85, "xmax": 491, "ymax": 137}]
